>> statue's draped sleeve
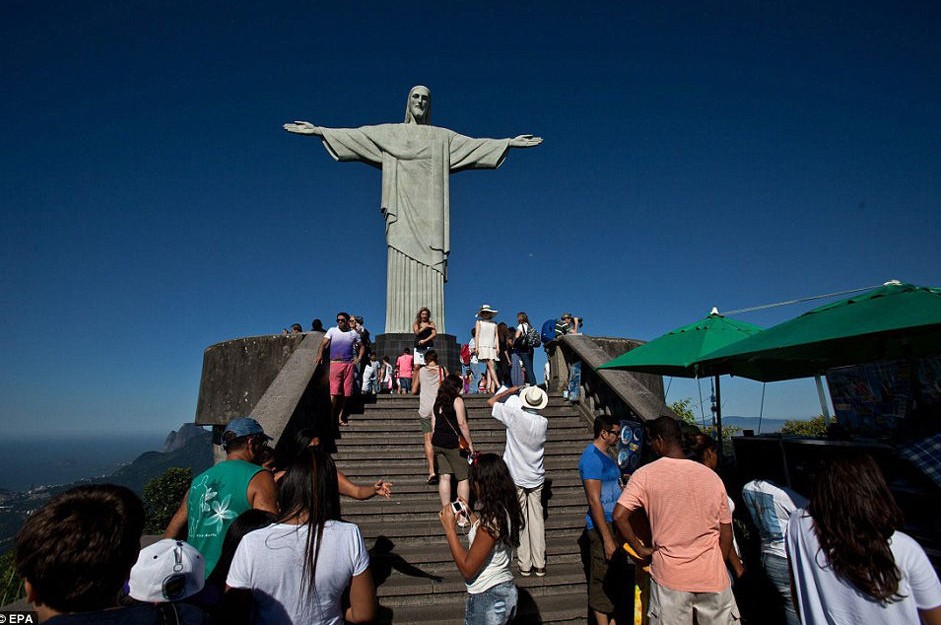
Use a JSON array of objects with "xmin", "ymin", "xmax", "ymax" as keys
[{"xmin": 317, "ymin": 124, "xmax": 510, "ymax": 272}]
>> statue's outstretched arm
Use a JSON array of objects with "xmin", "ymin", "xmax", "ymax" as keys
[
  {"xmin": 508, "ymin": 134, "xmax": 543, "ymax": 148},
  {"xmin": 283, "ymin": 120, "xmax": 324, "ymax": 136}
]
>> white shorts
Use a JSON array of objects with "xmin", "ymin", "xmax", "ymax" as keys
[{"xmin": 413, "ymin": 347, "xmax": 428, "ymax": 366}]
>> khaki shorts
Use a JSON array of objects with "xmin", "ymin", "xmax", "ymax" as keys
[
  {"xmin": 648, "ymin": 577, "xmax": 739, "ymax": 625},
  {"xmin": 583, "ymin": 525, "xmax": 633, "ymax": 616},
  {"xmin": 419, "ymin": 415, "xmax": 432, "ymax": 434},
  {"xmin": 433, "ymin": 446, "xmax": 469, "ymax": 481}
]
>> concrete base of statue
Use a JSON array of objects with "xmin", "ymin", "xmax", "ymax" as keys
[{"xmin": 374, "ymin": 332, "xmax": 461, "ymax": 375}]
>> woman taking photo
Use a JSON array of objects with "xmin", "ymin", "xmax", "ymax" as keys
[
  {"xmin": 474, "ymin": 304, "xmax": 500, "ymax": 394},
  {"xmin": 439, "ymin": 453, "xmax": 522, "ymax": 625},
  {"xmin": 412, "ymin": 307, "xmax": 437, "ymax": 384},
  {"xmin": 431, "ymin": 373, "xmax": 475, "ymax": 508},
  {"xmin": 225, "ymin": 447, "xmax": 377, "ymax": 624},
  {"xmin": 787, "ymin": 455, "xmax": 941, "ymax": 625}
]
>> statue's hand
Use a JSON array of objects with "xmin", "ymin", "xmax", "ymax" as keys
[
  {"xmin": 283, "ymin": 121, "xmax": 323, "ymax": 136},
  {"xmin": 509, "ymin": 134, "xmax": 543, "ymax": 148}
]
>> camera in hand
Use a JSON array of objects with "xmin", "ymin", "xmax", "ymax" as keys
[{"xmin": 450, "ymin": 500, "xmax": 467, "ymax": 516}]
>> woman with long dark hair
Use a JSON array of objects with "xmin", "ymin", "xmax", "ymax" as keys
[
  {"xmin": 496, "ymin": 322, "xmax": 513, "ymax": 386},
  {"xmin": 512, "ymin": 312, "xmax": 537, "ymax": 386},
  {"xmin": 432, "ymin": 373, "xmax": 475, "ymax": 508},
  {"xmin": 688, "ymin": 433, "xmax": 745, "ymax": 581},
  {"xmin": 787, "ymin": 455, "xmax": 941, "ymax": 625},
  {"xmin": 225, "ymin": 447, "xmax": 377, "ymax": 624},
  {"xmin": 273, "ymin": 427, "xmax": 391, "ymax": 500},
  {"xmin": 440, "ymin": 453, "xmax": 523, "ymax": 625}
]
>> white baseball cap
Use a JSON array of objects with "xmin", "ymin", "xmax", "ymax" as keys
[{"xmin": 128, "ymin": 539, "xmax": 205, "ymax": 602}]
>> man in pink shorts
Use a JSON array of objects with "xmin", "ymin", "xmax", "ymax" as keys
[
  {"xmin": 395, "ymin": 348, "xmax": 414, "ymax": 395},
  {"xmin": 315, "ymin": 312, "xmax": 364, "ymax": 427}
]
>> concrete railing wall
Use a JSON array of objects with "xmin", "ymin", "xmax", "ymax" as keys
[
  {"xmin": 195, "ymin": 332, "xmax": 332, "ymax": 463},
  {"xmin": 547, "ymin": 334, "xmax": 678, "ymax": 423}
]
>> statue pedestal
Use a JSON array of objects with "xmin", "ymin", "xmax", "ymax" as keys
[{"xmin": 374, "ymin": 333, "xmax": 461, "ymax": 374}]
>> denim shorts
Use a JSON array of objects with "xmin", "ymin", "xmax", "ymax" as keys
[{"xmin": 465, "ymin": 580, "xmax": 517, "ymax": 625}]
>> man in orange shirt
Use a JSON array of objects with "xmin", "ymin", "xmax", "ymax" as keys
[{"xmin": 613, "ymin": 416, "xmax": 738, "ymax": 624}]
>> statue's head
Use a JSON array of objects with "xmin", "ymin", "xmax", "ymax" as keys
[{"xmin": 404, "ymin": 85, "xmax": 431, "ymax": 125}]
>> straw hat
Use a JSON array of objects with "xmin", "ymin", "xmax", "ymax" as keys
[
  {"xmin": 476, "ymin": 304, "xmax": 499, "ymax": 317},
  {"xmin": 520, "ymin": 386, "xmax": 549, "ymax": 411}
]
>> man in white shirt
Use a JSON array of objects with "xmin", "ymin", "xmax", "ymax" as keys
[
  {"xmin": 315, "ymin": 312, "xmax": 365, "ymax": 427},
  {"xmin": 489, "ymin": 385, "xmax": 549, "ymax": 576}
]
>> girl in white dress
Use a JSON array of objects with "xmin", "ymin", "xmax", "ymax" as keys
[{"xmin": 474, "ymin": 304, "xmax": 500, "ymax": 394}]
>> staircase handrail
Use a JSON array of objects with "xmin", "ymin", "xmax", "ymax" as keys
[{"xmin": 547, "ymin": 334, "xmax": 678, "ymax": 423}]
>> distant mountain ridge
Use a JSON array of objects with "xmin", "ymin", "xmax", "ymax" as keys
[
  {"xmin": 688, "ymin": 415, "xmax": 790, "ymax": 434},
  {"xmin": 161, "ymin": 423, "xmax": 210, "ymax": 453},
  {"xmin": 103, "ymin": 427, "xmax": 212, "ymax": 493},
  {"xmin": 0, "ymin": 424, "xmax": 213, "ymax": 549}
]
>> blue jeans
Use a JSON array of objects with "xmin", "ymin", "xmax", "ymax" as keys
[
  {"xmin": 763, "ymin": 552, "xmax": 799, "ymax": 625},
  {"xmin": 510, "ymin": 352, "xmax": 525, "ymax": 386},
  {"xmin": 568, "ymin": 360, "xmax": 581, "ymax": 400},
  {"xmin": 465, "ymin": 581, "xmax": 517, "ymax": 625},
  {"xmin": 465, "ymin": 363, "xmax": 481, "ymax": 394},
  {"xmin": 519, "ymin": 350, "xmax": 536, "ymax": 385}
]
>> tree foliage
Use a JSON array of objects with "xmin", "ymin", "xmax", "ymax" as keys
[
  {"xmin": 670, "ymin": 398, "xmax": 698, "ymax": 426},
  {"xmin": 0, "ymin": 548, "xmax": 24, "ymax": 606},
  {"xmin": 780, "ymin": 414, "xmax": 828, "ymax": 437},
  {"xmin": 670, "ymin": 398, "xmax": 740, "ymax": 456},
  {"xmin": 143, "ymin": 467, "xmax": 192, "ymax": 534}
]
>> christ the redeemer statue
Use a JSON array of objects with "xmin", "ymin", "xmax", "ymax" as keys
[{"xmin": 284, "ymin": 85, "xmax": 541, "ymax": 334}]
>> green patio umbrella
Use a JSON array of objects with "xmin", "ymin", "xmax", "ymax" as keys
[
  {"xmin": 696, "ymin": 281, "xmax": 941, "ymax": 383},
  {"xmin": 599, "ymin": 310, "xmax": 763, "ymax": 453}
]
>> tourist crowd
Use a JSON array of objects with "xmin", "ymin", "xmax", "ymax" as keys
[{"xmin": 14, "ymin": 306, "xmax": 940, "ymax": 624}]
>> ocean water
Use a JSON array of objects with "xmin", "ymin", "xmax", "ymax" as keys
[{"xmin": 0, "ymin": 433, "xmax": 166, "ymax": 492}]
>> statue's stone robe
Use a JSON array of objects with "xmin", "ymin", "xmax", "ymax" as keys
[{"xmin": 320, "ymin": 123, "xmax": 509, "ymax": 333}]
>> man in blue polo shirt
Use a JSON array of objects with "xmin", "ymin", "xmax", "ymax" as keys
[{"xmin": 579, "ymin": 415, "xmax": 631, "ymax": 625}]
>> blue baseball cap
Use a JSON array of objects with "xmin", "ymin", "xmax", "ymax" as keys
[{"xmin": 223, "ymin": 417, "xmax": 271, "ymax": 441}]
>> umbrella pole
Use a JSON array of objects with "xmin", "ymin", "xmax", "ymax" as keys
[
  {"xmin": 715, "ymin": 374, "xmax": 723, "ymax": 457},
  {"xmin": 814, "ymin": 375, "xmax": 832, "ymax": 426}
]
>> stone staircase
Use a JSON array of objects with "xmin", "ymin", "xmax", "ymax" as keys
[{"xmin": 335, "ymin": 392, "xmax": 592, "ymax": 625}]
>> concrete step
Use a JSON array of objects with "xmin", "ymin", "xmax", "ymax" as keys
[
  {"xmin": 336, "ymin": 469, "xmax": 585, "ymax": 488},
  {"xmin": 330, "ymin": 455, "xmax": 588, "ymax": 473},
  {"xmin": 341, "ymin": 410, "xmax": 583, "ymax": 424},
  {"xmin": 359, "ymin": 400, "xmax": 576, "ymax": 412},
  {"xmin": 342, "ymin": 492, "xmax": 588, "ymax": 521},
  {"xmin": 333, "ymin": 444, "xmax": 587, "ymax": 462},
  {"xmin": 376, "ymin": 588, "xmax": 588, "ymax": 625},
  {"xmin": 334, "ymin": 423, "xmax": 584, "ymax": 441},
  {"xmin": 326, "ymin": 390, "xmax": 591, "ymax": 624},
  {"xmin": 368, "ymin": 394, "xmax": 569, "ymax": 406},
  {"xmin": 354, "ymin": 514, "xmax": 586, "ymax": 547},
  {"xmin": 375, "ymin": 560, "xmax": 587, "ymax": 606},
  {"xmin": 369, "ymin": 536, "xmax": 583, "ymax": 569}
]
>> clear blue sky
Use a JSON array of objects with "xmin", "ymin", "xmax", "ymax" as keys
[{"xmin": 2, "ymin": 2, "xmax": 939, "ymax": 437}]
